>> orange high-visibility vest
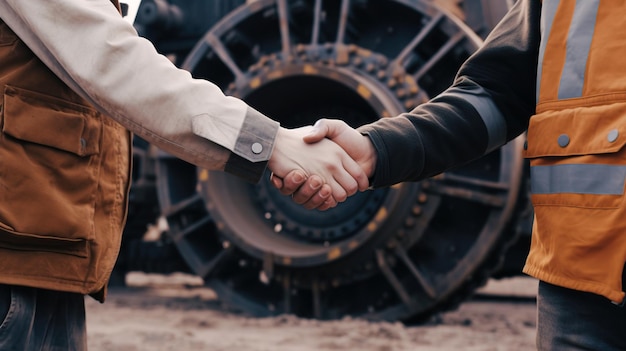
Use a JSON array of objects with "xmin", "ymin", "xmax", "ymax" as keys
[{"xmin": 523, "ymin": 0, "xmax": 626, "ymax": 303}]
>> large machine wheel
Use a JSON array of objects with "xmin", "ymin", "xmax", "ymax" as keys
[{"xmin": 156, "ymin": 0, "xmax": 525, "ymax": 321}]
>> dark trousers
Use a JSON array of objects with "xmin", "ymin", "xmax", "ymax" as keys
[
  {"xmin": 0, "ymin": 284, "xmax": 87, "ymax": 351},
  {"xmin": 537, "ymin": 281, "xmax": 626, "ymax": 350}
]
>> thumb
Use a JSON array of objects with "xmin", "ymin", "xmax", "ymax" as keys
[{"xmin": 303, "ymin": 119, "xmax": 340, "ymax": 144}]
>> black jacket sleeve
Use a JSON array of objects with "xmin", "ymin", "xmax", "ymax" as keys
[{"xmin": 359, "ymin": 0, "xmax": 541, "ymax": 187}]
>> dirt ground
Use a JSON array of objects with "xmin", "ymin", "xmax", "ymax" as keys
[{"xmin": 85, "ymin": 273, "xmax": 538, "ymax": 351}]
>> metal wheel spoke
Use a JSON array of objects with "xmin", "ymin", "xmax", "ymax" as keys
[
  {"xmin": 425, "ymin": 174, "xmax": 509, "ymax": 207},
  {"xmin": 204, "ymin": 33, "xmax": 245, "ymax": 83},
  {"xmin": 312, "ymin": 279, "xmax": 322, "ymax": 319},
  {"xmin": 394, "ymin": 245, "xmax": 437, "ymax": 298},
  {"xmin": 393, "ymin": 12, "xmax": 445, "ymax": 68},
  {"xmin": 311, "ymin": 0, "xmax": 322, "ymax": 44},
  {"xmin": 376, "ymin": 250, "xmax": 413, "ymax": 307},
  {"xmin": 434, "ymin": 5, "xmax": 484, "ymax": 48},
  {"xmin": 437, "ymin": 173, "xmax": 511, "ymax": 190},
  {"xmin": 335, "ymin": 0, "xmax": 350, "ymax": 45},
  {"xmin": 162, "ymin": 193, "xmax": 203, "ymax": 218},
  {"xmin": 194, "ymin": 245, "xmax": 234, "ymax": 278},
  {"xmin": 283, "ymin": 273, "xmax": 292, "ymax": 314},
  {"xmin": 262, "ymin": 252, "xmax": 275, "ymax": 282},
  {"xmin": 170, "ymin": 216, "xmax": 212, "ymax": 242},
  {"xmin": 277, "ymin": 0, "xmax": 292, "ymax": 56},
  {"xmin": 428, "ymin": 185, "xmax": 506, "ymax": 207},
  {"xmin": 412, "ymin": 30, "xmax": 467, "ymax": 81}
]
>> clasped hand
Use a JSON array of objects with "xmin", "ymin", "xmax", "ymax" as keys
[{"xmin": 268, "ymin": 119, "xmax": 377, "ymax": 211}]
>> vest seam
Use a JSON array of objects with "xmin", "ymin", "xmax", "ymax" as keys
[
  {"xmin": 523, "ymin": 264, "xmax": 625, "ymax": 302},
  {"xmin": 537, "ymin": 91, "xmax": 626, "ymax": 113}
]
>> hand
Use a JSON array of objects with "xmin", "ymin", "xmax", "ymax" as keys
[
  {"xmin": 273, "ymin": 119, "xmax": 377, "ymax": 209},
  {"xmin": 268, "ymin": 126, "xmax": 369, "ymax": 205},
  {"xmin": 304, "ymin": 119, "xmax": 377, "ymax": 178},
  {"xmin": 270, "ymin": 171, "xmax": 337, "ymax": 211}
]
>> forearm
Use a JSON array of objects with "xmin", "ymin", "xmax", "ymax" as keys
[
  {"xmin": 360, "ymin": 0, "xmax": 540, "ymax": 187},
  {"xmin": 359, "ymin": 97, "xmax": 489, "ymax": 187},
  {"xmin": 0, "ymin": 0, "xmax": 278, "ymax": 182}
]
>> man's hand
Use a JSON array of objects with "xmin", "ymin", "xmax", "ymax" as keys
[
  {"xmin": 273, "ymin": 119, "xmax": 378, "ymax": 209},
  {"xmin": 270, "ymin": 171, "xmax": 337, "ymax": 211},
  {"xmin": 303, "ymin": 119, "xmax": 377, "ymax": 178},
  {"xmin": 268, "ymin": 126, "xmax": 369, "ymax": 207}
]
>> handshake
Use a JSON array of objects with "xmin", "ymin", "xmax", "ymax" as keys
[{"xmin": 268, "ymin": 119, "xmax": 377, "ymax": 211}]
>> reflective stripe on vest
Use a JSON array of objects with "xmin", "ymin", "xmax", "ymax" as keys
[
  {"xmin": 537, "ymin": 0, "xmax": 600, "ymax": 103},
  {"xmin": 558, "ymin": 0, "xmax": 599, "ymax": 99},
  {"xmin": 537, "ymin": 1, "xmax": 626, "ymax": 107},
  {"xmin": 536, "ymin": 0, "xmax": 560, "ymax": 103},
  {"xmin": 531, "ymin": 164, "xmax": 626, "ymax": 195}
]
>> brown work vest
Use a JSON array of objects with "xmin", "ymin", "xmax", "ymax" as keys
[
  {"xmin": 0, "ymin": 0, "xmax": 131, "ymax": 301},
  {"xmin": 523, "ymin": 0, "xmax": 626, "ymax": 303}
]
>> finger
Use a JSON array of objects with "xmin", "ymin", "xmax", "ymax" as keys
[
  {"xmin": 343, "ymin": 157, "xmax": 370, "ymax": 192},
  {"xmin": 329, "ymin": 156, "xmax": 363, "ymax": 197},
  {"xmin": 333, "ymin": 172, "xmax": 358, "ymax": 199},
  {"xmin": 303, "ymin": 119, "xmax": 348, "ymax": 144},
  {"xmin": 316, "ymin": 195, "xmax": 338, "ymax": 211},
  {"xmin": 278, "ymin": 170, "xmax": 308, "ymax": 196},
  {"xmin": 301, "ymin": 183, "xmax": 334, "ymax": 210},
  {"xmin": 327, "ymin": 176, "xmax": 349, "ymax": 203},
  {"xmin": 292, "ymin": 175, "xmax": 324, "ymax": 205},
  {"xmin": 270, "ymin": 173, "xmax": 284, "ymax": 189},
  {"xmin": 302, "ymin": 119, "xmax": 330, "ymax": 144}
]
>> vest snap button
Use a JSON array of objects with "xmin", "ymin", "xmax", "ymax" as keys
[
  {"xmin": 557, "ymin": 134, "xmax": 570, "ymax": 147},
  {"xmin": 607, "ymin": 129, "xmax": 619, "ymax": 143}
]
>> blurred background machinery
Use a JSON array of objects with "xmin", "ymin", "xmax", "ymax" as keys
[{"xmin": 116, "ymin": 0, "xmax": 533, "ymax": 322}]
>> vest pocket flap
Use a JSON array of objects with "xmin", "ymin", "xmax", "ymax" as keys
[
  {"xmin": 524, "ymin": 102, "xmax": 626, "ymax": 158},
  {"xmin": 2, "ymin": 86, "xmax": 101, "ymax": 156}
]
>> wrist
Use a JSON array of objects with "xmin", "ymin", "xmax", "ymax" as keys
[
  {"xmin": 360, "ymin": 134, "xmax": 377, "ymax": 178},
  {"xmin": 268, "ymin": 127, "xmax": 287, "ymax": 177}
]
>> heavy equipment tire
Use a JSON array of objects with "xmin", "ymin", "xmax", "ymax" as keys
[{"xmin": 156, "ymin": 0, "xmax": 527, "ymax": 321}]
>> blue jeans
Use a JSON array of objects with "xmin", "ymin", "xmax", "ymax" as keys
[
  {"xmin": 537, "ymin": 281, "xmax": 626, "ymax": 350},
  {"xmin": 0, "ymin": 284, "xmax": 87, "ymax": 351}
]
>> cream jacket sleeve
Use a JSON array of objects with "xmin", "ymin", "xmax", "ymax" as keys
[{"xmin": 0, "ymin": 0, "xmax": 279, "ymax": 182}]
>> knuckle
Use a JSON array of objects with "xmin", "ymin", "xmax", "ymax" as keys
[
  {"xmin": 347, "ymin": 184, "xmax": 358, "ymax": 196},
  {"xmin": 301, "ymin": 188, "xmax": 316, "ymax": 198}
]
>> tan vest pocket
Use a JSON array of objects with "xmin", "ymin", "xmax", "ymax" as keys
[{"xmin": 0, "ymin": 86, "xmax": 102, "ymax": 256}]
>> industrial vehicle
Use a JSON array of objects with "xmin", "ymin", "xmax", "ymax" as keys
[{"xmin": 117, "ymin": 0, "xmax": 533, "ymax": 322}]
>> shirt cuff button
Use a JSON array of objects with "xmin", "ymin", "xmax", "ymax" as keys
[{"xmin": 251, "ymin": 142, "xmax": 263, "ymax": 154}]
